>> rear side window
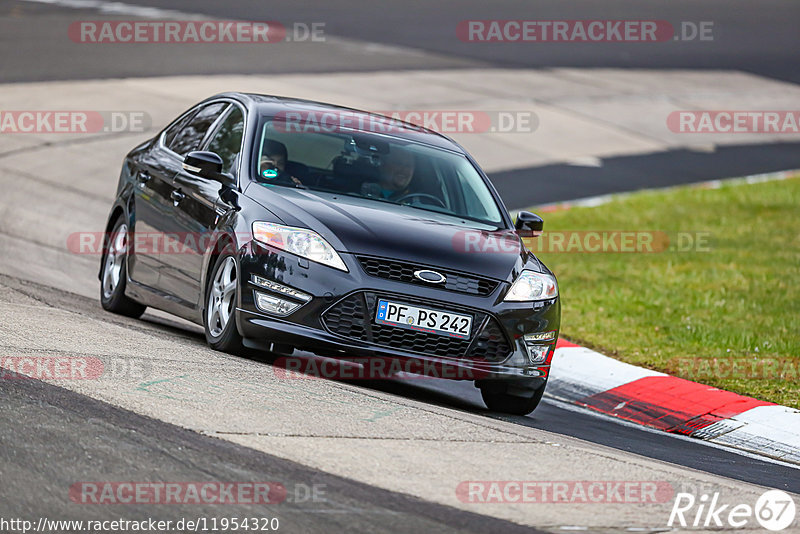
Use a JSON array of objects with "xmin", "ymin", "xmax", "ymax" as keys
[{"xmin": 168, "ymin": 102, "xmax": 228, "ymax": 156}]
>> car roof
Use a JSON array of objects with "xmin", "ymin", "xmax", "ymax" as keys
[{"xmin": 206, "ymin": 92, "xmax": 466, "ymax": 153}]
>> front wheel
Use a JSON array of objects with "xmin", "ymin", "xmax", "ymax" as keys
[
  {"xmin": 100, "ymin": 219, "xmax": 146, "ymax": 318},
  {"xmin": 480, "ymin": 380, "xmax": 546, "ymax": 415},
  {"xmin": 204, "ymin": 250, "xmax": 243, "ymax": 353}
]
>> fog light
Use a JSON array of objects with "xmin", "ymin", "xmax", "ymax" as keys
[
  {"xmin": 254, "ymin": 291, "xmax": 303, "ymax": 316},
  {"xmin": 523, "ymin": 344, "xmax": 550, "ymax": 364}
]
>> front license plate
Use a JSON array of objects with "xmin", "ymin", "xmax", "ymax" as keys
[{"xmin": 375, "ymin": 299, "xmax": 472, "ymax": 339}]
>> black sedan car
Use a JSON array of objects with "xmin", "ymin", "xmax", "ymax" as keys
[{"xmin": 99, "ymin": 93, "xmax": 560, "ymax": 415}]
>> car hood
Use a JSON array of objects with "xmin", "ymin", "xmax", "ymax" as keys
[{"xmin": 244, "ymin": 183, "xmax": 531, "ymax": 281}]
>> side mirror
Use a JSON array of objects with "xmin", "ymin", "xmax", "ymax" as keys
[
  {"xmin": 183, "ymin": 151, "xmax": 234, "ymax": 186},
  {"xmin": 515, "ymin": 211, "xmax": 544, "ymax": 236}
]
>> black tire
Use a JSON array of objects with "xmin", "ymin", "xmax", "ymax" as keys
[
  {"xmin": 203, "ymin": 247, "xmax": 243, "ymax": 353},
  {"xmin": 100, "ymin": 218, "xmax": 146, "ymax": 319},
  {"xmin": 480, "ymin": 381, "xmax": 546, "ymax": 415}
]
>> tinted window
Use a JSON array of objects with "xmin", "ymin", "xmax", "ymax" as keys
[
  {"xmin": 168, "ymin": 102, "xmax": 227, "ymax": 156},
  {"xmin": 206, "ymin": 106, "xmax": 245, "ymax": 175},
  {"xmin": 163, "ymin": 110, "xmax": 195, "ymax": 148}
]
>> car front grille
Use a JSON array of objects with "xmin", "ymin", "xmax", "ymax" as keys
[
  {"xmin": 321, "ymin": 292, "xmax": 512, "ymax": 363},
  {"xmin": 355, "ymin": 255, "xmax": 499, "ymax": 296}
]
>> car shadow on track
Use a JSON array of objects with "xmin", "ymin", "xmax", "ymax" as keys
[{"xmin": 237, "ymin": 347, "xmax": 505, "ymax": 416}]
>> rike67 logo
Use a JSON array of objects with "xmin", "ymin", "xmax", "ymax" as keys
[{"xmin": 669, "ymin": 489, "xmax": 796, "ymax": 531}]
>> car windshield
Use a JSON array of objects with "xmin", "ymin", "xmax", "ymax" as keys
[{"xmin": 252, "ymin": 116, "xmax": 506, "ymax": 227}]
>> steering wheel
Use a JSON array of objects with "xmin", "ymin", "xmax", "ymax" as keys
[{"xmin": 395, "ymin": 192, "xmax": 447, "ymax": 208}]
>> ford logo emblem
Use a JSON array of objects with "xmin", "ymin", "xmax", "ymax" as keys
[{"xmin": 413, "ymin": 269, "xmax": 447, "ymax": 284}]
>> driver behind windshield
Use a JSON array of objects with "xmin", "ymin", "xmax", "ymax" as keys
[{"xmin": 360, "ymin": 148, "xmax": 415, "ymax": 201}]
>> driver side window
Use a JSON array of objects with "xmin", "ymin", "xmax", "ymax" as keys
[{"xmin": 206, "ymin": 106, "xmax": 245, "ymax": 175}]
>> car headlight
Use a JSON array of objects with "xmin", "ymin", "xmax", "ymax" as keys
[
  {"xmin": 504, "ymin": 270, "xmax": 558, "ymax": 301},
  {"xmin": 252, "ymin": 221, "xmax": 348, "ymax": 272}
]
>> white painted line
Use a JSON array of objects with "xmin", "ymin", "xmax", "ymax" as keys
[{"xmin": 19, "ymin": 0, "xmax": 205, "ymax": 19}]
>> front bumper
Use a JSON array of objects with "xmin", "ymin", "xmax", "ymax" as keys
[{"xmin": 236, "ymin": 243, "xmax": 560, "ymax": 382}]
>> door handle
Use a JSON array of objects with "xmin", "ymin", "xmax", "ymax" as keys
[{"xmin": 170, "ymin": 190, "xmax": 185, "ymax": 204}]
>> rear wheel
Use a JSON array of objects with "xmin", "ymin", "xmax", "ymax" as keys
[
  {"xmin": 100, "ymin": 219, "xmax": 146, "ymax": 318},
  {"xmin": 204, "ymin": 250, "xmax": 243, "ymax": 353},
  {"xmin": 480, "ymin": 380, "xmax": 546, "ymax": 415}
]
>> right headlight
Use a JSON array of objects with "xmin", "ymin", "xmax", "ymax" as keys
[
  {"xmin": 252, "ymin": 221, "xmax": 348, "ymax": 272},
  {"xmin": 504, "ymin": 270, "xmax": 558, "ymax": 302}
]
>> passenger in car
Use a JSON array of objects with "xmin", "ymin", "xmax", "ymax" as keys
[{"xmin": 258, "ymin": 139, "xmax": 304, "ymax": 186}]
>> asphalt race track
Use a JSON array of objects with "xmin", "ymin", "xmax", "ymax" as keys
[{"xmin": 1, "ymin": 0, "xmax": 799, "ymax": 532}]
